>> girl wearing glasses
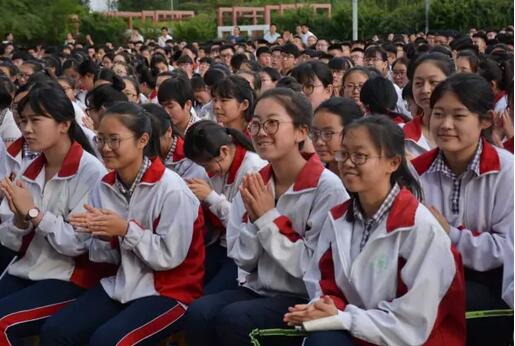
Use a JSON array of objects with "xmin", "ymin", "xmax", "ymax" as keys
[
  {"xmin": 183, "ymin": 88, "xmax": 348, "ymax": 346},
  {"xmin": 285, "ymin": 115, "xmax": 465, "ymax": 346},
  {"xmin": 290, "ymin": 61, "xmax": 334, "ymax": 110},
  {"xmin": 341, "ymin": 67, "xmax": 375, "ymax": 112},
  {"xmin": 0, "ymin": 83, "xmax": 113, "ymax": 344},
  {"xmin": 412, "ymin": 74, "xmax": 513, "ymax": 346},
  {"xmin": 311, "ymin": 97, "xmax": 363, "ymax": 176},
  {"xmin": 404, "ymin": 52, "xmax": 455, "ymax": 159},
  {"xmin": 183, "ymin": 120, "xmax": 266, "ymax": 294},
  {"xmin": 40, "ymin": 102, "xmax": 206, "ymax": 345},
  {"xmin": 212, "ymin": 75, "xmax": 255, "ymax": 135},
  {"xmin": 143, "ymin": 103, "xmax": 208, "ymax": 181}
]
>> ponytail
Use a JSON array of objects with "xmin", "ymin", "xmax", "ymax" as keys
[
  {"xmin": 68, "ymin": 121, "xmax": 97, "ymax": 156},
  {"xmin": 225, "ymin": 127, "xmax": 255, "ymax": 152},
  {"xmin": 185, "ymin": 120, "xmax": 254, "ymax": 162}
]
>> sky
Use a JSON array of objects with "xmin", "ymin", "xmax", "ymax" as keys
[{"xmin": 89, "ymin": 0, "xmax": 109, "ymax": 11}]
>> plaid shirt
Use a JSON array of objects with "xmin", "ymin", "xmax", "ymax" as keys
[
  {"xmin": 164, "ymin": 136, "xmax": 178, "ymax": 163},
  {"xmin": 116, "ymin": 156, "xmax": 151, "ymax": 202},
  {"xmin": 353, "ymin": 183, "xmax": 401, "ymax": 251},
  {"xmin": 427, "ymin": 141, "xmax": 482, "ymax": 214},
  {"xmin": 22, "ymin": 142, "xmax": 39, "ymax": 160}
]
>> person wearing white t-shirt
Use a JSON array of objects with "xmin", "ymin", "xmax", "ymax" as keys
[
  {"xmin": 264, "ymin": 24, "xmax": 281, "ymax": 44},
  {"xmin": 158, "ymin": 27, "xmax": 173, "ymax": 48},
  {"xmin": 300, "ymin": 24, "xmax": 316, "ymax": 46}
]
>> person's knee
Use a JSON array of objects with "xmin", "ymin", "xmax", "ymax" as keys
[
  {"xmin": 184, "ymin": 295, "xmax": 223, "ymax": 328},
  {"xmin": 89, "ymin": 325, "xmax": 119, "ymax": 346},
  {"xmin": 40, "ymin": 318, "xmax": 64, "ymax": 344},
  {"xmin": 215, "ymin": 303, "xmax": 252, "ymax": 344}
]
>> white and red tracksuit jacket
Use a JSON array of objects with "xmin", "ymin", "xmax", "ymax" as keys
[
  {"xmin": 303, "ymin": 188, "xmax": 466, "ymax": 346},
  {"xmin": 412, "ymin": 138, "xmax": 513, "ymax": 272},
  {"xmin": 203, "ymin": 145, "xmax": 267, "ymax": 238},
  {"xmin": 164, "ymin": 136, "xmax": 209, "ymax": 181},
  {"xmin": 0, "ymin": 142, "xmax": 115, "ymax": 288},
  {"xmin": 5, "ymin": 137, "xmax": 33, "ymax": 179},
  {"xmin": 88, "ymin": 157, "xmax": 205, "ymax": 305},
  {"xmin": 403, "ymin": 116, "xmax": 432, "ymax": 157},
  {"xmin": 227, "ymin": 154, "xmax": 349, "ymax": 297}
]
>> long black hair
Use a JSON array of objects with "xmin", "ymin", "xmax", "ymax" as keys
[
  {"xmin": 17, "ymin": 82, "xmax": 96, "ymax": 156},
  {"xmin": 184, "ymin": 120, "xmax": 254, "ymax": 163},
  {"xmin": 343, "ymin": 115, "xmax": 422, "ymax": 215}
]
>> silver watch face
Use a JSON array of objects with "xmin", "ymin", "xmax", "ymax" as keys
[{"xmin": 28, "ymin": 208, "xmax": 39, "ymax": 219}]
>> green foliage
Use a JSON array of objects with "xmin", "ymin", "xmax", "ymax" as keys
[
  {"xmin": 134, "ymin": 13, "xmax": 217, "ymax": 43},
  {"xmin": 269, "ymin": 0, "xmax": 513, "ymax": 40},
  {"xmin": 117, "ymin": 0, "xmax": 170, "ymax": 11},
  {"xmin": 80, "ymin": 13, "xmax": 127, "ymax": 46}
]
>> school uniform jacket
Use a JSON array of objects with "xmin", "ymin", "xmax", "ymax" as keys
[
  {"xmin": 412, "ymin": 138, "xmax": 514, "ymax": 272},
  {"xmin": 88, "ymin": 157, "xmax": 205, "ymax": 305},
  {"xmin": 403, "ymin": 116, "xmax": 432, "ymax": 158},
  {"xmin": 0, "ymin": 142, "xmax": 115, "ymax": 289},
  {"xmin": 164, "ymin": 137, "xmax": 209, "ymax": 181},
  {"xmin": 5, "ymin": 137, "xmax": 32, "ymax": 179},
  {"xmin": 204, "ymin": 145, "xmax": 267, "ymax": 233},
  {"xmin": 226, "ymin": 154, "xmax": 348, "ymax": 297},
  {"xmin": 303, "ymin": 188, "xmax": 466, "ymax": 346},
  {"xmin": 0, "ymin": 140, "xmax": 8, "ymax": 181}
]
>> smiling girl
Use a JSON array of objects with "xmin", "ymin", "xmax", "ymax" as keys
[
  {"xmin": 285, "ymin": 116, "xmax": 465, "ymax": 346},
  {"xmin": 412, "ymin": 73, "xmax": 514, "ymax": 346},
  {"xmin": 311, "ymin": 97, "xmax": 363, "ymax": 175},
  {"xmin": 40, "ymin": 102, "xmax": 205, "ymax": 345},
  {"xmin": 212, "ymin": 75, "xmax": 255, "ymax": 134},
  {"xmin": 403, "ymin": 53, "xmax": 455, "ymax": 158},
  {"xmin": 183, "ymin": 88, "xmax": 348, "ymax": 346}
]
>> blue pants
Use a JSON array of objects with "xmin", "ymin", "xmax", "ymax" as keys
[
  {"xmin": 0, "ymin": 274, "xmax": 84, "ymax": 345},
  {"xmin": 303, "ymin": 331, "xmax": 356, "ymax": 345},
  {"xmin": 183, "ymin": 287, "xmax": 306, "ymax": 346},
  {"xmin": 40, "ymin": 284, "xmax": 185, "ymax": 346},
  {"xmin": 465, "ymin": 268, "xmax": 513, "ymax": 346},
  {"xmin": 0, "ymin": 245, "xmax": 16, "ymax": 275},
  {"xmin": 204, "ymin": 243, "xmax": 237, "ymax": 294}
]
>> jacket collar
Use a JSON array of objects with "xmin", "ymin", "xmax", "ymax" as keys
[
  {"xmin": 227, "ymin": 145, "xmax": 247, "ymax": 185},
  {"xmin": 6, "ymin": 137, "xmax": 24, "ymax": 159},
  {"xmin": 331, "ymin": 188, "xmax": 418, "ymax": 233},
  {"xmin": 23, "ymin": 141, "xmax": 84, "ymax": 181},
  {"xmin": 259, "ymin": 153, "xmax": 325, "ymax": 192},
  {"xmin": 412, "ymin": 137, "xmax": 500, "ymax": 176},
  {"xmin": 172, "ymin": 137, "xmax": 185, "ymax": 162},
  {"xmin": 102, "ymin": 156, "xmax": 166, "ymax": 186},
  {"xmin": 403, "ymin": 116, "xmax": 422, "ymax": 142}
]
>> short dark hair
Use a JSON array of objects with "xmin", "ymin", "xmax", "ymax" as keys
[
  {"xmin": 314, "ymin": 96, "xmax": 363, "ymax": 128},
  {"xmin": 281, "ymin": 43, "xmax": 301, "ymax": 58},
  {"xmin": 290, "ymin": 61, "xmax": 333, "ymax": 87},
  {"xmin": 158, "ymin": 76, "xmax": 194, "ymax": 108}
]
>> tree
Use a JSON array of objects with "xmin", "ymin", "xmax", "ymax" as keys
[{"xmin": 116, "ymin": 0, "xmax": 171, "ymax": 11}]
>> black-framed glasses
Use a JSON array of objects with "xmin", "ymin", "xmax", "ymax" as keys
[
  {"xmin": 247, "ymin": 119, "xmax": 293, "ymax": 136},
  {"xmin": 334, "ymin": 150, "xmax": 381, "ymax": 166},
  {"xmin": 309, "ymin": 129, "xmax": 342, "ymax": 142},
  {"xmin": 94, "ymin": 136, "xmax": 134, "ymax": 150}
]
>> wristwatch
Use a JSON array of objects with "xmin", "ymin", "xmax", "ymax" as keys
[{"xmin": 25, "ymin": 207, "xmax": 40, "ymax": 221}]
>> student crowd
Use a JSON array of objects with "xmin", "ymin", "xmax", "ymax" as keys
[{"xmin": 0, "ymin": 22, "xmax": 512, "ymax": 346}]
